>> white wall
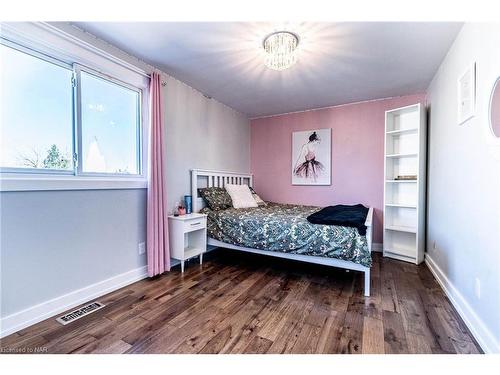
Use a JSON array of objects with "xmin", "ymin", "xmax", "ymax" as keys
[
  {"xmin": 0, "ymin": 189, "xmax": 147, "ymax": 317},
  {"xmin": 0, "ymin": 23, "xmax": 250, "ymax": 336},
  {"xmin": 426, "ymin": 23, "xmax": 500, "ymax": 353},
  {"xmin": 164, "ymin": 77, "xmax": 250, "ymax": 211}
]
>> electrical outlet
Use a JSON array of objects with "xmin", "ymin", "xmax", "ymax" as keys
[
  {"xmin": 138, "ymin": 242, "xmax": 146, "ymax": 255},
  {"xmin": 432, "ymin": 241, "xmax": 437, "ymax": 250},
  {"xmin": 474, "ymin": 278, "xmax": 481, "ymax": 299}
]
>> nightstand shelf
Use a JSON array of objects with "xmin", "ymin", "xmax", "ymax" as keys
[{"xmin": 168, "ymin": 213, "xmax": 207, "ymax": 273}]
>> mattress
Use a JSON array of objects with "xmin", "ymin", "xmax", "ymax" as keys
[{"xmin": 201, "ymin": 202, "xmax": 371, "ymax": 267}]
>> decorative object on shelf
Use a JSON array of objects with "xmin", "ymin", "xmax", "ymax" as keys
[
  {"xmin": 292, "ymin": 128, "xmax": 331, "ymax": 185},
  {"xmin": 263, "ymin": 31, "xmax": 299, "ymax": 71},
  {"xmin": 395, "ymin": 175, "xmax": 417, "ymax": 180},
  {"xmin": 457, "ymin": 62, "xmax": 476, "ymax": 125},
  {"xmin": 184, "ymin": 195, "xmax": 192, "ymax": 214},
  {"xmin": 489, "ymin": 76, "xmax": 500, "ymax": 138}
]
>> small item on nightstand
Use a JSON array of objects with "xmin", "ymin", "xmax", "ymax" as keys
[
  {"xmin": 184, "ymin": 195, "xmax": 192, "ymax": 214},
  {"xmin": 173, "ymin": 201, "xmax": 180, "ymax": 216},
  {"xmin": 178, "ymin": 202, "xmax": 186, "ymax": 216}
]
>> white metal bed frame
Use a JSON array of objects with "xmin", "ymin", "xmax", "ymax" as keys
[{"xmin": 191, "ymin": 169, "xmax": 373, "ymax": 296}]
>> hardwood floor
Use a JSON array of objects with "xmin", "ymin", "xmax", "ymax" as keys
[{"xmin": 0, "ymin": 250, "xmax": 482, "ymax": 354}]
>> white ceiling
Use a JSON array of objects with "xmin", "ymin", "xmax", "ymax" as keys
[{"xmin": 74, "ymin": 22, "xmax": 462, "ymax": 118}]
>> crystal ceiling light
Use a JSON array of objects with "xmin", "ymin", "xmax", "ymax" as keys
[{"xmin": 263, "ymin": 31, "xmax": 299, "ymax": 71}]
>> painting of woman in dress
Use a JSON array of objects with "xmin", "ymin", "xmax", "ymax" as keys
[{"xmin": 292, "ymin": 128, "xmax": 331, "ymax": 185}]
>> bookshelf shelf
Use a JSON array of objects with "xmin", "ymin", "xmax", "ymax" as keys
[
  {"xmin": 385, "ymin": 225, "xmax": 417, "ymax": 233},
  {"xmin": 385, "ymin": 203, "xmax": 417, "ymax": 208},
  {"xmin": 386, "ymin": 128, "xmax": 418, "ymax": 135},
  {"xmin": 386, "ymin": 179, "xmax": 418, "ymax": 183},
  {"xmin": 386, "ymin": 153, "xmax": 418, "ymax": 158}
]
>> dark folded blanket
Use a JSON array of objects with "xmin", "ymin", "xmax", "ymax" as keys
[{"xmin": 307, "ymin": 204, "xmax": 369, "ymax": 235}]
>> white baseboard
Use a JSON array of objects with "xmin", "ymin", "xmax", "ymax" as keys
[
  {"xmin": 425, "ymin": 253, "xmax": 499, "ymax": 354},
  {"xmin": 372, "ymin": 242, "xmax": 383, "ymax": 252},
  {"xmin": 1, "ymin": 251, "xmax": 216, "ymax": 338},
  {"xmin": 0, "ymin": 265, "xmax": 148, "ymax": 338}
]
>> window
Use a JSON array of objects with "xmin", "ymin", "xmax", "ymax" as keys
[
  {"xmin": 0, "ymin": 43, "xmax": 74, "ymax": 172},
  {"xmin": 0, "ymin": 40, "xmax": 144, "ymax": 185},
  {"xmin": 80, "ymin": 70, "xmax": 141, "ymax": 175}
]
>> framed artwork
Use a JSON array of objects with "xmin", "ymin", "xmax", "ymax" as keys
[
  {"xmin": 457, "ymin": 62, "xmax": 476, "ymax": 125},
  {"xmin": 291, "ymin": 128, "xmax": 331, "ymax": 185}
]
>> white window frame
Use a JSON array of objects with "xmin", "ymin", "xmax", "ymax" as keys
[
  {"xmin": 74, "ymin": 64, "xmax": 144, "ymax": 178},
  {"xmin": 0, "ymin": 37, "xmax": 149, "ymax": 192},
  {"xmin": 0, "ymin": 38, "xmax": 76, "ymax": 177}
]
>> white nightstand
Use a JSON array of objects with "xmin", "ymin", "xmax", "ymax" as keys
[{"xmin": 168, "ymin": 213, "xmax": 207, "ymax": 273}]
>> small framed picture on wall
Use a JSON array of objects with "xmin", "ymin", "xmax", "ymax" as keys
[
  {"xmin": 457, "ymin": 62, "xmax": 476, "ymax": 125},
  {"xmin": 291, "ymin": 128, "xmax": 331, "ymax": 185}
]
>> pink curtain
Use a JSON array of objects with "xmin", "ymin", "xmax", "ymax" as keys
[{"xmin": 147, "ymin": 72, "xmax": 170, "ymax": 277}]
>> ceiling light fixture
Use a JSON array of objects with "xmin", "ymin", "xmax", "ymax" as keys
[{"xmin": 263, "ymin": 31, "xmax": 299, "ymax": 71}]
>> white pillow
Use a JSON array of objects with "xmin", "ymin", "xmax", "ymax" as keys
[{"xmin": 225, "ymin": 184, "xmax": 258, "ymax": 209}]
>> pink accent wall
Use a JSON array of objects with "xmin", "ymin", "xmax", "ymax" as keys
[{"xmin": 250, "ymin": 94, "xmax": 426, "ymax": 244}]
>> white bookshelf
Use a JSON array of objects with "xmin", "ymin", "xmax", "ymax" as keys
[{"xmin": 383, "ymin": 103, "xmax": 426, "ymax": 264}]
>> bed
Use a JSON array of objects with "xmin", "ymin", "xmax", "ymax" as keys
[{"xmin": 191, "ymin": 169, "xmax": 373, "ymax": 296}]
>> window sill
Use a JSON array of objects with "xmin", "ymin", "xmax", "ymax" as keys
[{"xmin": 0, "ymin": 176, "xmax": 148, "ymax": 192}]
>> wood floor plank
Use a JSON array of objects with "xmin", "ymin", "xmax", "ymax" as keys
[
  {"xmin": 290, "ymin": 322, "xmax": 323, "ymax": 353},
  {"xmin": 173, "ymin": 299, "xmax": 265, "ymax": 354},
  {"xmin": 243, "ymin": 336, "xmax": 273, "ymax": 354},
  {"xmin": 406, "ymin": 332, "xmax": 433, "ymax": 354},
  {"xmin": 127, "ymin": 306, "xmax": 221, "ymax": 353},
  {"xmin": 362, "ymin": 316, "xmax": 385, "ymax": 354},
  {"xmin": 257, "ymin": 276, "xmax": 310, "ymax": 341},
  {"xmin": 121, "ymin": 296, "xmax": 198, "ymax": 348},
  {"xmin": 381, "ymin": 272, "xmax": 401, "ymax": 313},
  {"xmin": 198, "ymin": 326, "xmax": 233, "ymax": 354},
  {"xmin": 383, "ymin": 310, "xmax": 409, "ymax": 354},
  {"xmin": 337, "ymin": 296, "xmax": 365, "ymax": 354},
  {"xmin": 170, "ymin": 270, "xmax": 284, "ymax": 354},
  {"xmin": 75, "ymin": 316, "xmax": 149, "ymax": 354},
  {"xmin": 0, "ymin": 251, "xmax": 481, "ymax": 354},
  {"xmin": 94, "ymin": 340, "xmax": 132, "ymax": 354},
  {"xmin": 434, "ymin": 307, "xmax": 480, "ymax": 354},
  {"xmin": 417, "ymin": 289, "xmax": 457, "ymax": 353},
  {"xmin": 190, "ymin": 274, "xmax": 292, "ymax": 354},
  {"xmin": 315, "ymin": 310, "xmax": 343, "ymax": 353},
  {"xmin": 165, "ymin": 268, "xmax": 258, "ymax": 329},
  {"xmin": 50, "ymin": 334, "xmax": 97, "ymax": 354},
  {"xmin": 266, "ymin": 299, "xmax": 315, "ymax": 353},
  {"xmin": 222, "ymin": 274, "xmax": 293, "ymax": 353}
]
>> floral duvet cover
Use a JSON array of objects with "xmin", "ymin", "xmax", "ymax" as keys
[{"xmin": 202, "ymin": 202, "xmax": 371, "ymax": 267}]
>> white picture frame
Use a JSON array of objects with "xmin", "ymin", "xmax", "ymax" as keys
[
  {"xmin": 458, "ymin": 62, "xmax": 476, "ymax": 125},
  {"xmin": 291, "ymin": 128, "xmax": 331, "ymax": 185}
]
